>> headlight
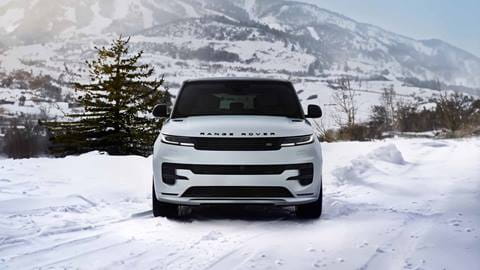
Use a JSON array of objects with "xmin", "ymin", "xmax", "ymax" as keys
[
  {"xmin": 161, "ymin": 134, "xmax": 315, "ymax": 148},
  {"xmin": 280, "ymin": 134, "xmax": 314, "ymax": 147},
  {"xmin": 161, "ymin": 134, "xmax": 194, "ymax": 146}
]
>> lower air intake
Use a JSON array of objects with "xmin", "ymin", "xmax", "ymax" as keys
[{"xmin": 182, "ymin": 186, "xmax": 293, "ymax": 198}]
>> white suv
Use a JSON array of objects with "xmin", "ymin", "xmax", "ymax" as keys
[{"xmin": 152, "ymin": 78, "xmax": 323, "ymax": 218}]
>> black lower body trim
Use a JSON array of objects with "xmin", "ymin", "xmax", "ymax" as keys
[
  {"xmin": 161, "ymin": 192, "xmax": 179, "ymax": 196},
  {"xmin": 182, "ymin": 186, "xmax": 294, "ymax": 198}
]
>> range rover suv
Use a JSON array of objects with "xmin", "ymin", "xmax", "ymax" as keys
[{"xmin": 152, "ymin": 78, "xmax": 323, "ymax": 219}]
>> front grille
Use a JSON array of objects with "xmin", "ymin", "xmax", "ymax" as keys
[
  {"xmin": 193, "ymin": 137, "xmax": 282, "ymax": 151},
  {"xmin": 182, "ymin": 186, "xmax": 294, "ymax": 198},
  {"xmin": 163, "ymin": 163, "xmax": 313, "ymax": 175}
]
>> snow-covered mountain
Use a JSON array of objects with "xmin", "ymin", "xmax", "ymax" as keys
[{"xmin": 1, "ymin": 0, "xmax": 479, "ymax": 90}]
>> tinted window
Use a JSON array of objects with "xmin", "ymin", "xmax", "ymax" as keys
[{"xmin": 172, "ymin": 81, "xmax": 304, "ymax": 118}]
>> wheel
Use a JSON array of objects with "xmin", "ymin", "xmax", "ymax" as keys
[
  {"xmin": 296, "ymin": 185, "xmax": 322, "ymax": 219},
  {"xmin": 152, "ymin": 183, "xmax": 179, "ymax": 218}
]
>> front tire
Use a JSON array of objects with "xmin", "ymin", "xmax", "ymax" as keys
[
  {"xmin": 152, "ymin": 183, "xmax": 179, "ymax": 218},
  {"xmin": 296, "ymin": 185, "xmax": 322, "ymax": 219}
]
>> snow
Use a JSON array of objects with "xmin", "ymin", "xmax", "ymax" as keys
[
  {"xmin": 366, "ymin": 144, "xmax": 406, "ymax": 164},
  {"xmin": 176, "ymin": 0, "xmax": 200, "ymax": 18},
  {"xmin": 77, "ymin": 2, "xmax": 112, "ymax": 36},
  {"xmin": 111, "ymin": 0, "xmax": 136, "ymax": 20},
  {"xmin": 1, "ymin": 138, "xmax": 479, "ymax": 269},
  {"xmin": 259, "ymin": 15, "xmax": 286, "ymax": 31},
  {"xmin": 0, "ymin": 0, "xmax": 15, "ymax": 9},
  {"xmin": 0, "ymin": 43, "xmax": 58, "ymax": 73},
  {"xmin": 0, "ymin": 8, "xmax": 24, "ymax": 33},
  {"xmin": 244, "ymin": 0, "xmax": 257, "ymax": 19},
  {"xmin": 28, "ymin": 0, "xmax": 40, "ymax": 9},
  {"xmin": 64, "ymin": 7, "xmax": 76, "ymax": 23},
  {"xmin": 139, "ymin": 4, "xmax": 154, "ymax": 29},
  {"xmin": 307, "ymin": 26, "xmax": 320, "ymax": 40}
]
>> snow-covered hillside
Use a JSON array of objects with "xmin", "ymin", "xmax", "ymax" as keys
[
  {"xmin": 1, "ymin": 138, "xmax": 479, "ymax": 269},
  {"xmin": 0, "ymin": 73, "xmax": 448, "ymax": 130},
  {"xmin": 1, "ymin": 0, "xmax": 479, "ymax": 130},
  {"xmin": 0, "ymin": 0, "xmax": 480, "ymax": 89}
]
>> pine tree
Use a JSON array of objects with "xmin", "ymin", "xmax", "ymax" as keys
[{"xmin": 46, "ymin": 36, "xmax": 170, "ymax": 156}]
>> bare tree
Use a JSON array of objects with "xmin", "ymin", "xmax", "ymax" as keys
[
  {"xmin": 332, "ymin": 76, "xmax": 358, "ymax": 127},
  {"xmin": 380, "ymin": 85, "xmax": 396, "ymax": 130},
  {"xmin": 311, "ymin": 117, "xmax": 336, "ymax": 142}
]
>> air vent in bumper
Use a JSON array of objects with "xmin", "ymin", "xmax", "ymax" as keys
[{"xmin": 181, "ymin": 186, "xmax": 294, "ymax": 198}]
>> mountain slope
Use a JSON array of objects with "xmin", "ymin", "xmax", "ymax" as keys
[
  {"xmin": 249, "ymin": 0, "xmax": 480, "ymax": 87},
  {"xmin": 0, "ymin": 0, "xmax": 479, "ymax": 89}
]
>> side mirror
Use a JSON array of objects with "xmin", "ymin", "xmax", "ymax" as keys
[
  {"xmin": 152, "ymin": 104, "xmax": 168, "ymax": 118},
  {"xmin": 306, "ymin": 104, "xmax": 322, "ymax": 118}
]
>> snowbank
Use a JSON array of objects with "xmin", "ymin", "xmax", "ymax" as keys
[{"xmin": 0, "ymin": 138, "xmax": 479, "ymax": 269}]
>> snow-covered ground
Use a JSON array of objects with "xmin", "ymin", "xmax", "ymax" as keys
[{"xmin": 0, "ymin": 138, "xmax": 479, "ymax": 269}]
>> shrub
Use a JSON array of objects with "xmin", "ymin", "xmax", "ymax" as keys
[
  {"xmin": 318, "ymin": 129, "xmax": 336, "ymax": 142},
  {"xmin": 3, "ymin": 120, "xmax": 49, "ymax": 159},
  {"xmin": 337, "ymin": 124, "xmax": 371, "ymax": 141},
  {"xmin": 435, "ymin": 92, "xmax": 474, "ymax": 132}
]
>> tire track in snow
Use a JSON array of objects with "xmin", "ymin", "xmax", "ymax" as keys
[
  {"xmin": 197, "ymin": 227, "xmax": 280, "ymax": 270},
  {"xmin": 36, "ymin": 239, "xmax": 136, "ymax": 269},
  {"xmin": 96, "ymin": 212, "xmax": 293, "ymax": 270},
  {"xmin": 2, "ymin": 208, "xmax": 152, "ymax": 246},
  {"xmin": 2, "ymin": 209, "xmax": 154, "ymax": 267},
  {"xmin": 7, "ymin": 233, "xmax": 105, "ymax": 261},
  {"xmin": 358, "ymin": 214, "xmax": 437, "ymax": 270},
  {"xmin": 150, "ymin": 217, "xmax": 288, "ymax": 270},
  {"xmin": 358, "ymin": 139, "xmax": 475, "ymax": 270},
  {"xmin": 201, "ymin": 232, "xmax": 271, "ymax": 270}
]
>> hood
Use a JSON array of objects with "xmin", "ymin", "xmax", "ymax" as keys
[{"xmin": 161, "ymin": 116, "xmax": 313, "ymax": 138}]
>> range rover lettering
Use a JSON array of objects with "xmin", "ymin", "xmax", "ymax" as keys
[{"xmin": 152, "ymin": 78, "xmax": 323, "ymax": 219}]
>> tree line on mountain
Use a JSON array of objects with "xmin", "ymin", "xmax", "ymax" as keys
[
  {"xmin": 143, "ymin": 43, "xmax": 241, "ymax": 63},
  {"xmin": 0, "ymin": 70, "xmax": 64, "ymax": 102},
  {"xmin": 400, "ymin": 77, "xmax": 480, "ymax": 97}
]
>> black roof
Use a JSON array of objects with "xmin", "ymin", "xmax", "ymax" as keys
[{"xmin": 184, "ymin": 77, "xmax": 291, "ymax": 83}]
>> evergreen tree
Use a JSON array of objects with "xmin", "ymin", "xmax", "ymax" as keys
[{"xmin": 46, "ymin": 36, "xmax": 170, "ymax": 156}]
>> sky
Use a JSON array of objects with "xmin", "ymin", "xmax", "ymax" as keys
[{"xmin": 303, "ymin": 0, "xmax": 480, "ymax": 57}]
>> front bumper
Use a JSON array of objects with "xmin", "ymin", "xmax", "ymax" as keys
[{"xmin": 152, "ymin": 138, "xmax": 323, "ymax": 206}]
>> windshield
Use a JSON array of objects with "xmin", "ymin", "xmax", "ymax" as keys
[{"xmin": 171, "ymin": 81, "xmax": 304, "ymax": 118}]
